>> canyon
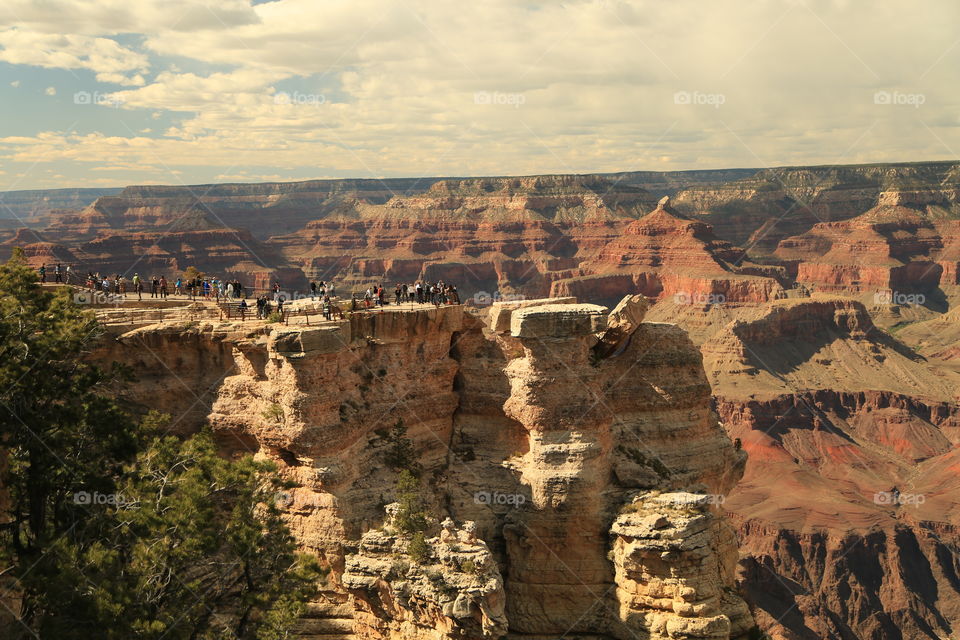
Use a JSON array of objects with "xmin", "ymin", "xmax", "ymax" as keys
[
  {"xmin": 12, "ymin": 159, "xmax": 960, "ymax": 639},
  {"xmin": 93, "ymin": 298, "xmax": 753, "ymax": 639}
]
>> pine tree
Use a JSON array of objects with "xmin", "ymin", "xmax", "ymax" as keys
[
  {"xmin": 0, "ymin": 247, "xmax": 139, "ymax": 633},
  {"xmin": 0, "ymin": 249, "xmax": 322, "ymax": 638}
]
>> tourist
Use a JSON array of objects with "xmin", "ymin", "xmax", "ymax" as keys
[
  {"xmin": 256, "ymin": 295, "xmax": 266, "ymax": 319},
  {"xmin": 159, "ymin": 276, "xmax": 168, "ymax": 298},
  {"xmin": 322, "ymin": 293, "xmax": 331, "ymax": 320},
  {"xmin": 65, "ymin": 264, "xmax": 72, "ymax": 283},
  {"xmin": 150, "ymin": 276, "xmax": 159, "ymax": 298},
  {"xmin": 310, "ymin": 281, "xmax": 317, "ymax": 300},
  {"xmin": 133, "ymin": 273, "xmax": 143, "ymax": 301},
  {"xmin": 38, "ymin": 264, "xmax": 46, "ymax": 283},
  {"xmin": 364, "ymin": 288, "xmax": 372, "ymax": 309},
  {"xmin": 54, "ymin": 263, "xmax": 62, "ymax": 283},
  {"xmin": 238, "ymin": 298, "xmax": 248, "ymax": 320}
]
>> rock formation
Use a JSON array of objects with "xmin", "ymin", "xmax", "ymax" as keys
[
  {"xmin": 93, "ymin": 297, "xmax": 754, "ymax": 639},
  {"xmin": 14, "ymin": 160, "xmax": 960, "ymax": 639},
  {"xmin": 646, "ymin": 295, "xmax": 960, "ymax": 640}
]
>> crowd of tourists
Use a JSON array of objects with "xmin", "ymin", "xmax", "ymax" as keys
[
  {"xmin": 38, "ymin": 263, "xmax": 462, "ymax": 319},
  {"xmin": 357, "ymin": 281, "xmax": 461, "ymax": 308},
  {"xmin": 74, "ymin": 271, "xmax": 249, "ymax": 302}
]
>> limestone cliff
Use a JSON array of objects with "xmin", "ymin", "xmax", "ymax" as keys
[{"xmin": 94, "ymin": 298, "xmax": 753, "ymax": 639}]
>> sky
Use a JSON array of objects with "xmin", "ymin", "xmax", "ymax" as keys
[{"xmin": 0, "ymin": 0, "xmax": 958, "ymax": 189}]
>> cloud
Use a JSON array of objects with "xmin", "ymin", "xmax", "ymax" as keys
[
  {"xmin": 0, "ymin": 28, "xmax": 148, "ymax": 85},
  {"xmin": 1, "ymin": 0, "xmax": 959, "ymax": 187},
  {"xmin": 44, "ymin": 86, "xmax": 56, "ymax": 95},
  {"xmin": 10, "ymin": 80, "xmax": 19, "ymax": 87}
]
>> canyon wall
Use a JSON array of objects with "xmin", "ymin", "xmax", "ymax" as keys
[
  {"xmin": 95, "ymin": 299, "xmax": 754, "ymax": 639},
  {"xmin": 20, "ymin": 160, "xmax": 960, "ymax": 639}
]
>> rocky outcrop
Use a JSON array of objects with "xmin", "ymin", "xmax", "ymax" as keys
[
  {"xmin": 646, "ymin": 294, "xmax": 960, "ymax": 640},
  {"xmin": 775, "ymin": 203, "xmax": 958, "ymax": 292},
  {"xmin": 673, "ymin": 161, "xmax": 960, "ymax": 252},
  {"xmin": 550, "ymin": 197, "xmax": 789, "ymax": 306},
  {"xmin": 612, "ymin": 493, "xmax": 752, "ymax": 639},
  {"xmin": 343, "ymin": 516, "xmax": 507, "ymax": 639},
  {"xmin": 93, "ymin": 298, "xmax": 753, "ymax": 639}
]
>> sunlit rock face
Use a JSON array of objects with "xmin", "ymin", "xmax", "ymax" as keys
[{"xmin": 94, "ymin": 297, "xmax": 752, "ymax": 639}]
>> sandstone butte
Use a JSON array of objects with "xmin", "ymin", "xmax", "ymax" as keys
[
  {"xmin": 5, "ymin": 159, "xmax": 960, "ymax": 639},
  {"xmin": 87, "ymin": 297, "xmax": 753, "ymax": 640}
]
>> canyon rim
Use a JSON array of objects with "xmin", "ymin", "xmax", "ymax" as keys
[{"xmin": 2, "ymin": 1, "xmax": 960, "ymax": 639}]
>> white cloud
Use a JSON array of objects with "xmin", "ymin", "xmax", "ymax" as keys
[
  {"xmin": 1, "ymin": 0, "xmax": 959, "ymax": 187},
  {"xmin": 10, "ymin": 80, "xmax": 19, "ymax": 87},
  {"xmin": 0, "ymin": 28, "xmax": 148, "ymax": 85},
  {"xmin": 44, "ymin": 86, "xmax": 56, "ymax": 95}
]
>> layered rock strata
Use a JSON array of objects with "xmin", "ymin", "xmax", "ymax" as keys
[{"xmin": 94, "ymin": 298, "xmax": 753, "ymax": 639}]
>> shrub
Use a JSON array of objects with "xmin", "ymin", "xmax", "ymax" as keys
[
  {"xmin": 407, "ymin": 532, "xmax": 430, "ymax": 564},
  {"xmin": 394, "ymin": 470, "xmax": 428, "ymax": 534},
  {"xmin": 383, "ymin": 419, "xmax": 420, "ymax": 475},
  {"xmin": 262, "ymin": 402, "xmax": 285, "ymax": 424}
]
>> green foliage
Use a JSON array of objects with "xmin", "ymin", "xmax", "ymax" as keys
[
  {"xmin": 459, "ymin": 559, "xmax": 477, "ymax": 574},
  {"xmin": 4, "ymin": 418, "xmax": 326, "ymax": 639},
  {"xmin": 425, "ymin": 569, "xmax": 457, "ymax": 598},
  {"xmin": 63, "ymin": 426, "xmax": 324, "ymax": 639},
  {"xmin": 407, "ymin": 532, "xmax": 430, "ymax": 564},
  {"xmin": 394, "ymin": 469, "xmax": 428, "ymax": 534},
  {"xmin": 266, "ymin": 311, "xmax": 284, "ymax": 323},
  {"xmin": 382, "ymin": 419, "xmax": 420, "ymax": 475},
  {"xmin": 0, "ymin": 251, "xmax": 323, "ymax": 639},
  {"xmin": 262, "ymin": 402, "xmax": 285, "ymax": 424},
  {"xmin": 0, "ymin": 248, "xmax": 141, "ymax": 635},
  {"xmin": 389, "ymin": 557, "xmax": 411, "ymax": 579}
]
